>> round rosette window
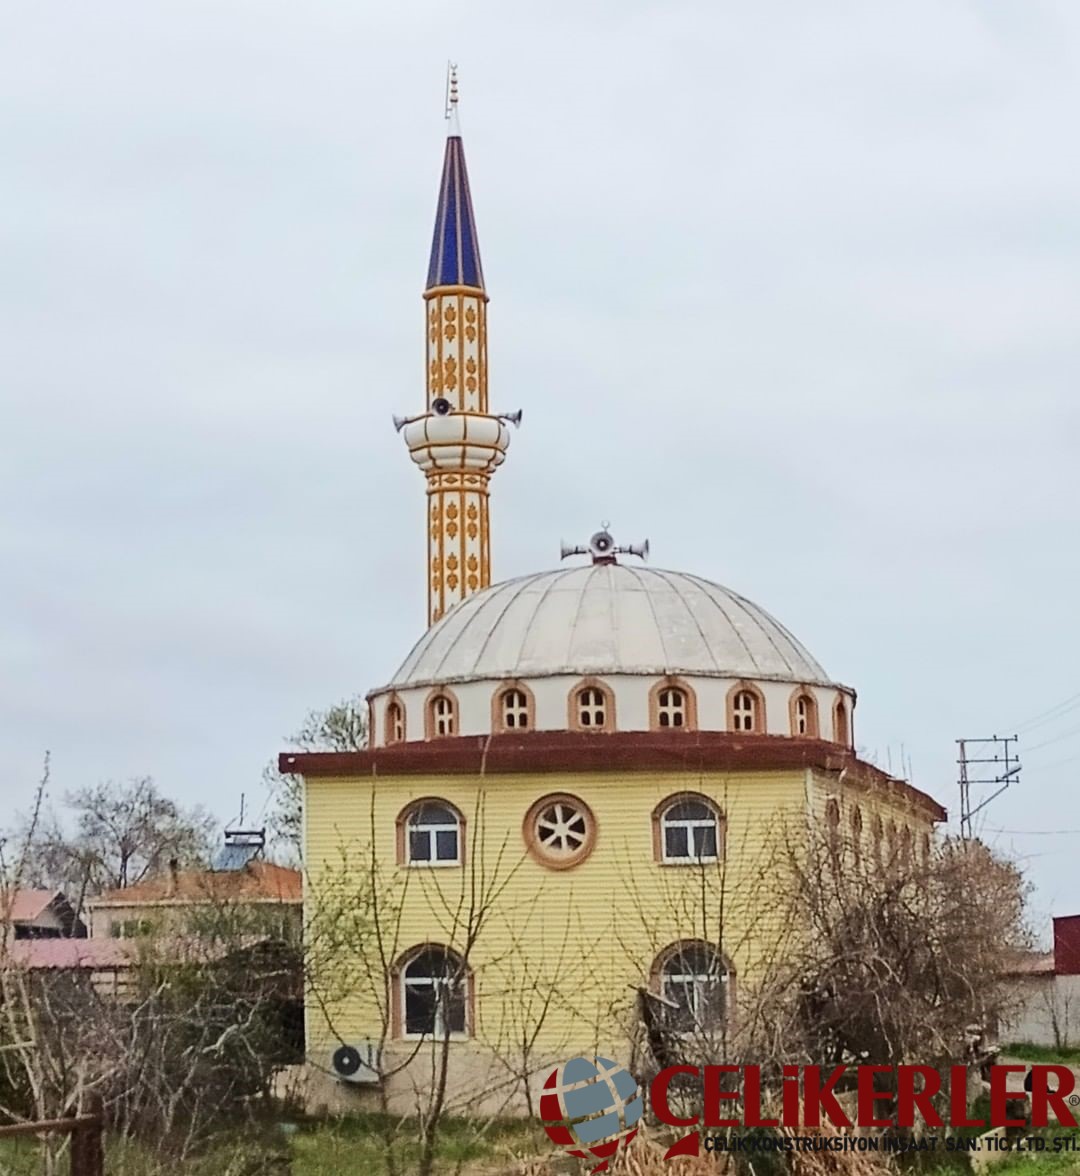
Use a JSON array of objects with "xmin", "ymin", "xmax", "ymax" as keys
[{"xmin": 525, "ymin": 793, "xmax": 596, "ymax": 869}]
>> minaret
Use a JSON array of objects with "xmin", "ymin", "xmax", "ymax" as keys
[{"xmin": 396, "ymin": 69, "xmax": 519, "ymax": 626}]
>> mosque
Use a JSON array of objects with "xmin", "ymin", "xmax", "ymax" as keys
[{"xmin": 281, "ymin": 76, "xmax": 946, "ymax": 1113}]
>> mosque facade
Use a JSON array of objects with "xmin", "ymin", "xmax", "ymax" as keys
[{"xmin": 282, "ymin": 81, "xmax": 946, "ymax": 1114}]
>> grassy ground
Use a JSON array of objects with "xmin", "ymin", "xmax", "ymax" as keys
[
  {"xmin": 0, "ymin": 1114, "xmax": 546, "ymax": 1176},
  {"xmin": 288, "ymin": 1112, "xmax": 544, "ymax": 1175},
  {"xmin": 1002, "ymin": 1045, "xmax": 1080, "ymax": 1067},
  {"xmin": 976, "ymin": 1124, "xmax": 1080, "ymax": 1176}
]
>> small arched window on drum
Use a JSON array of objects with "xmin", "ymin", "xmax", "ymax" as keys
[
  {"xmin": 577, "ymin": 688, "xmax": 607, "ymax": 729},
  {"xmin": 657, "ymin": 687, "xmax": 687, "ymax": 728},
  {"xmin": 501, "ymin": 688, "xmax": 530, "ymax": 730}
]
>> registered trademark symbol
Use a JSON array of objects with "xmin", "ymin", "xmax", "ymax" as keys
[{"xmin": 1069, "ymin": 1095, "xmax": 1080, "ymax": 1108}]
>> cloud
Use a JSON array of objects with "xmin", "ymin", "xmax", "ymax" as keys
[{"xmin": 2, "ymin": 0, "xmax": 1078, "ymax": 917}]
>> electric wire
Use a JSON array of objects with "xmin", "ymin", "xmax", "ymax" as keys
[{"xmin": 1002, "ymin": 689, "xmax": 1080, "ymax": 737}]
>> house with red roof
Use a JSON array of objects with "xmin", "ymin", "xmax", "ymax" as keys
[{"xmin": 2, "ymin": 888, "xmax": 86, "ymax": 946}]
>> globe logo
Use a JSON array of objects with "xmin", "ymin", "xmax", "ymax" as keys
[{"xmin": 539, "ymin": 1055, "xmax": 643, "ymax": 1172}]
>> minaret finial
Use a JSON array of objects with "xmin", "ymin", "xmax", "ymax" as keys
[{"xmin": 445, "ymin": 62, "xmax": 460, "ymax": 136}]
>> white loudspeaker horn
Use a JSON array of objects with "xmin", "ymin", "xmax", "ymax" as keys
[
  {"xmin": 626, "ymin": 539, "xmax": 650, "ymax": 561},
  {"xmin": 560, "ymin": 540, "xmax": 587, "ymax": 561},
  {"xmin": 498, "ymin": 409, "xmax": 523, "ymax": 428},
  {"xmin": 392, "ymin": 414, "xmax": 409, "ymax": 433}
]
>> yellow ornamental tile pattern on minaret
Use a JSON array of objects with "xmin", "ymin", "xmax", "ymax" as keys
[{"xmin": 419, "ymin": 289, "xmax": 497, "ymax": 624}]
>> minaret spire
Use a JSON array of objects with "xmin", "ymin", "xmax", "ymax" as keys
[{"xmin": 394, "ymin": 70, "xmax": 520, "ymax": 626}]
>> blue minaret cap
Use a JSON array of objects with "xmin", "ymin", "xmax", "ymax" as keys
[{"xmin": 426, "ymin": 70, "xmax": 485, "ymax": 291}]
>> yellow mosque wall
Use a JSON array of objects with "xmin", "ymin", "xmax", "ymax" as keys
[{"xmin": 300, "ymin": 764, "xmax": 936, "ymax": 1110}]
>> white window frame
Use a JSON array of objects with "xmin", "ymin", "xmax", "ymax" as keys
[
  {"xmin": 732, "ymin": 691, "xmax": 756, "ymax": 732},
  {"xmin": 400, "ymin": 954, "xmax": 469, "ymax": 1040},
  {"xmin": 660, "ymin": 800, "xmax": 719, "ymax": 864},
  {"xmin": 795, "ymin": 695, "xmax": 812, "ymax": 735},
  {"xmin": 502, "ymin": 689, "xmax": 529, "ymax": 730},
  {"xmin": 431, "ymin": 694, "xmax": 455, "ymax": 737},
  {"xmin": 661, "ymin": 949, "xmax": 728, "ymax": 1032},
  {"xmin": 657, "ymin": 687, "xmax": 686, "ymax": 728},
  {"xmin": 387, "ymin": 701, "xmax": 405, "ymax": 744},
  {"xmin": 405, "ymin": 804, "xmax": 461, "ymax": 868},
  {"xmin": 578, "ymin": 687, "xmax": 607, "ymax": 729}
]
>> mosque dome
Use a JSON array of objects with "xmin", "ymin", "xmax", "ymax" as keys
[
  {"xmin": 370, "ymin": 563, "xmax": 855, "ymax": 748},
  {"xmin": 388, "ymin": 565, "xmax": 827, "ymax": 688}
]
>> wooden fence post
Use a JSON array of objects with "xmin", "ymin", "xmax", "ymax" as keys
[{"xmin": 69, "ymin": 1095, "xmax": 104, "ymax": 1176}]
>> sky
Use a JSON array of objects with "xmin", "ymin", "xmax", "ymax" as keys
[{"xmin": 2, "ymin": 1, "xmax": 1078, "ymax": 930}]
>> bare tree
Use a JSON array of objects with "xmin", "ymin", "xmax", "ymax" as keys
[
  {"xmin": 2, "ymin": 773, "xmax": 299, "ymax": 1174},
  {"xmin": 1037, "ymin": 980, "xmax": 1075, "ymax": 1051},
  {"xmin": 758, "ymin": 831, "xmax": 1029, "ymax": 1072},
  {"xmin": 12, "ymin": 777, "xmax": 214, "ymax": 915}
]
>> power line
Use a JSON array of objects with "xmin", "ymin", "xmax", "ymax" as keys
[
  {"xmin": 1024, "ymin": 721, "xmax": 1080, "ymax": 754},
  {"xmin": 983, "ymin": 827, "xmax": 1080, "ymax": 836},
  {"xmin": 1004, "ymin": 689, "xmax": 1080, "ymax": 737},
  {"xmin": 1031, "ymin": 751, "xmax": 1080, "ymax": 773}
]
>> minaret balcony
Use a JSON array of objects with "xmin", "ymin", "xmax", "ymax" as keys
[{"xmin": 402, "ymin": 412, "xmax": 510, "ymax": 474}]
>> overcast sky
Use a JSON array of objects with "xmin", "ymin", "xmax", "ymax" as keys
[{"xmin": 3, "ymin": 2, "xmax": 1078, "ymax": 929}]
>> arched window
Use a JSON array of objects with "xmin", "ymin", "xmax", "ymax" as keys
[
  {"xmin": 900, "ymin": 826, "xmax": 913, "ymax": 869},
  {"xmin": 385, "ymin": 698, "xmax": 405, "ymax": 745},
  {"xmin": 427, "ymin": 692, "xmax": 456, "ymax": 738},
  {"xmin": 649, "ymin": 680, "xmax": 697, "ymax": 731},
  {"xmin": 727, "ymin": 684, "xmax": 765, "ymax": 733},
  {"xmin": 657, "ymin": 796, "xmax": 721, "ymax": 864},
  {"xmin": 732, "ymin": 692, "xmax": 756, "ymax": 731},
  {"xmin": 578, "ymin": 687, "xmax": 606, "ymax": 728},
  {"xmin": 569, "ymin": 680, "xmax": 614, "ymax": 732},
  {"xmin": 850, "ymin": 805, "xmax": 863, "ymax": 866},
  {"xmin": 398, "ymin": 946, "xmax": 469, "ymax": 1038},
  {"xmin": 657, "ymin": 943, "xmax": 729, "ymax": 1032},
  {"xmin": 825, "ymin": 798, "xmax": 841, "ymax": 859},
  {"xmin": 658, "ymin": 688, "xmax": 686, "ymax": 728},
  {"xmin": 833, "ymin": 698, "xmax": 850, "ymax": 746},
  {"xmin": 499, "ymin": 688, "xmax": 530, "ymax": 730},
  {"xmin": 791, "ymin": 691, "xmax": 819, "ymax": 737},
  {"xmin": 886, "ymin": 820, "xmax": 899, "ymax": 866},
  {"xmin": 401, "ymin": 801, "xmax": 462, "ymax": 867}
]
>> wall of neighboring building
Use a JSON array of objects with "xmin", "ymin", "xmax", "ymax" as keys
[
  {"xmin": 1054, "ymin": 916, "xmax": 1080, "ymax": 975},
  {"xmin": 1003, "ymin": 974, "xmax": 1080, "ymax": 1048},
  {"xmin": 89, "ymin": 900, "xmax": 302, "ymax": 940}
]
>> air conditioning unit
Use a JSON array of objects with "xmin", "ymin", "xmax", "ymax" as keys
[{"xmin": 331, "ymin": 1040, "xmax": 380, "ymax": 1085}]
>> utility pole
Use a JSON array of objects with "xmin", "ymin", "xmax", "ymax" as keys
[{"xmin": 956, "ymin": 735, "xmax": 1021, "ymax": 839}]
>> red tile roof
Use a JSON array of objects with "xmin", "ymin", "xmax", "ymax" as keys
[
  {"xmin": 281, "ymin": 731, "xmax": 948, "ymax": 821},
  {"xmin": 6, "ymin": 938, "xmax": 136, "ymax": 970},
  {"xmin": 90, "ymin": 861, "xmax": 301, "ymax": 908},
  {"xmin": 5, "ymin": 889, "xmax": 59, "ymax": 924},
  {"xmin": 1002, "ymin": 950, "xmax": 1055, "ymax": 976}
]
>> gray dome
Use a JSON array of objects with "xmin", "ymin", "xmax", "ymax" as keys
[{"xmin": 383, "ymin": 565, "xmax": 832, "ymax": 690}]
